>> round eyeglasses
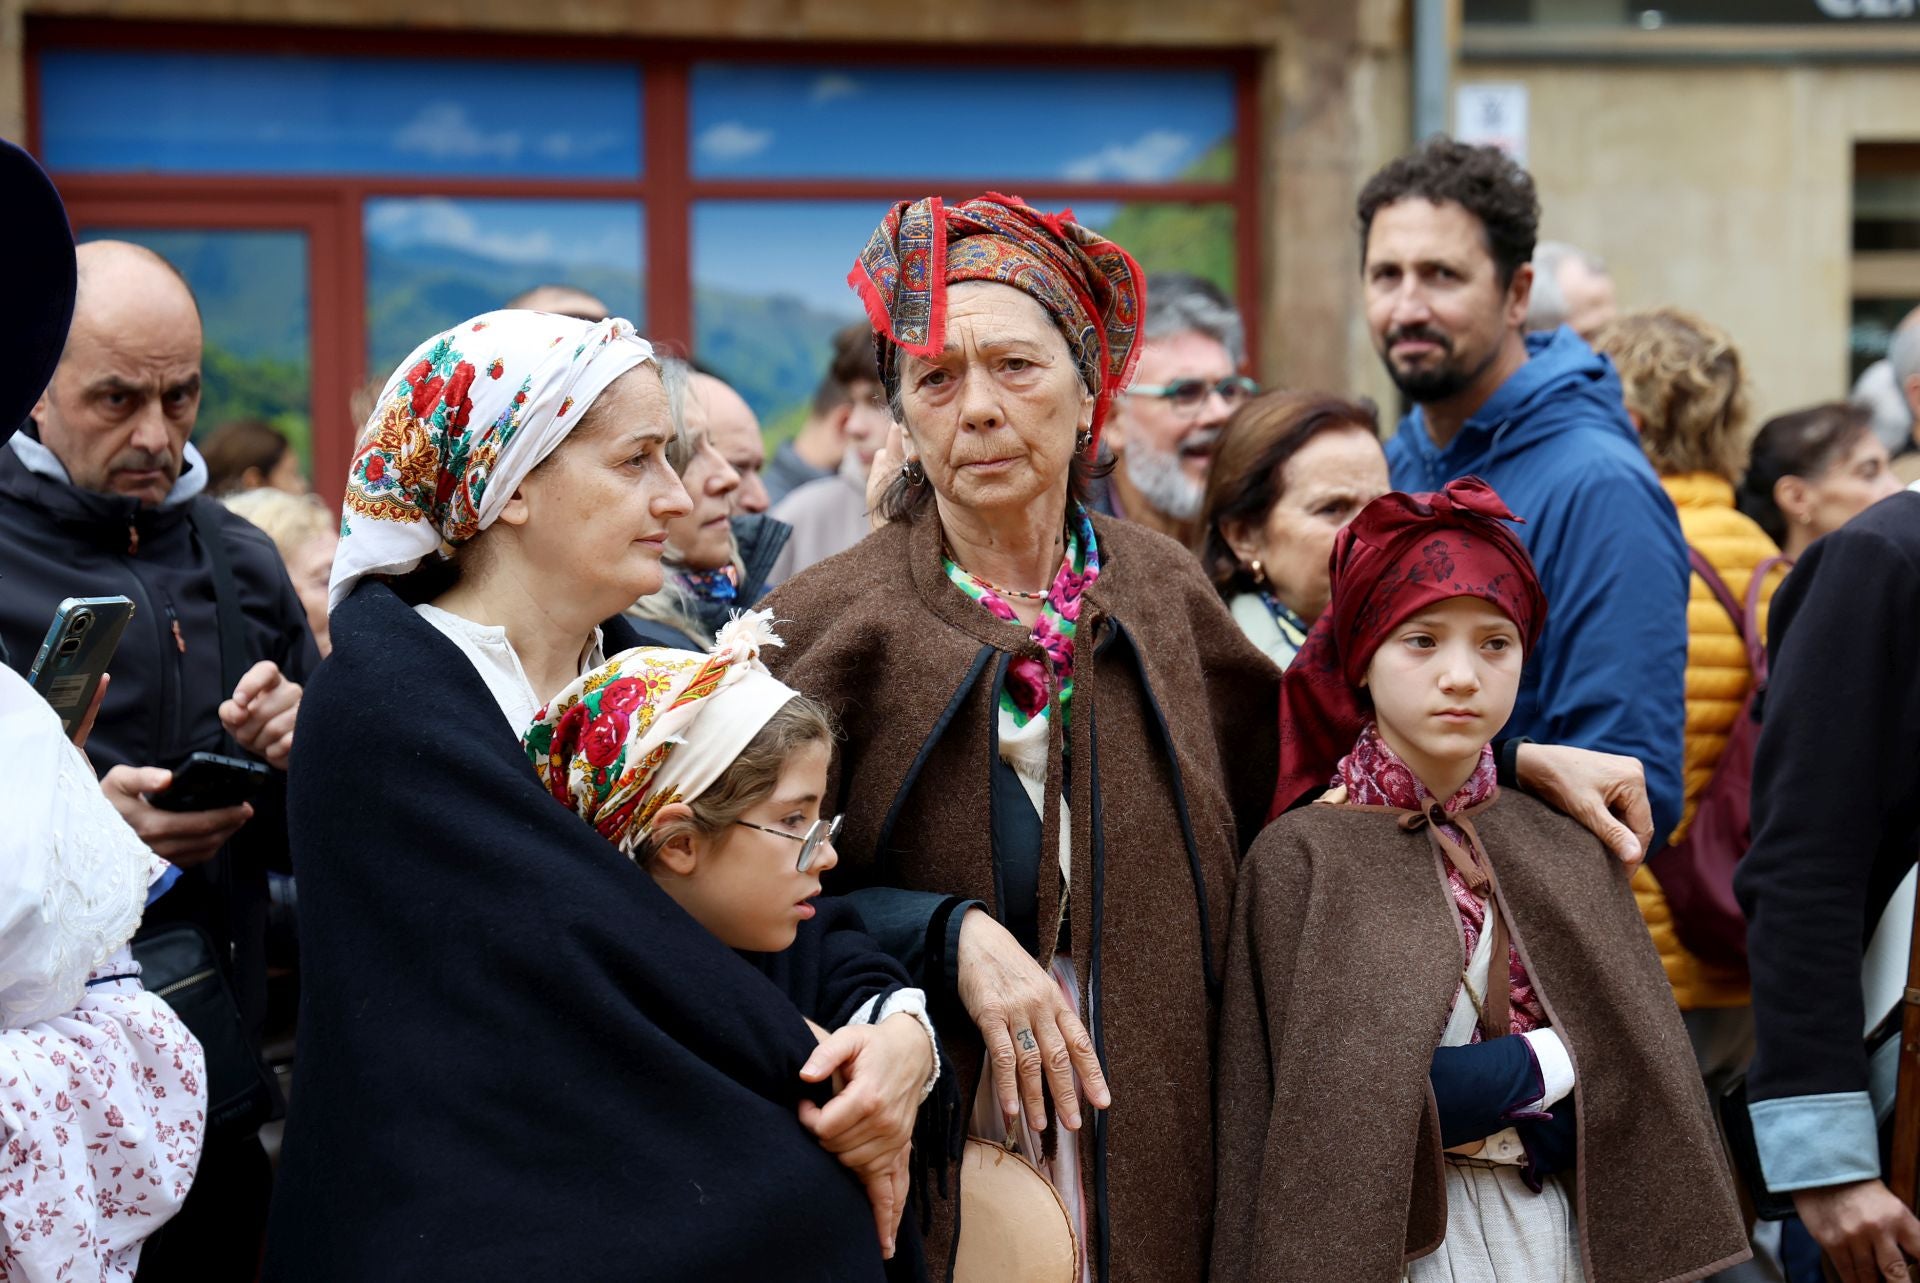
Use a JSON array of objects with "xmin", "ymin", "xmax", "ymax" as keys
[
  {"xmin": 1126, "ymin": 375, "xmax": 1260, "ymax": 414},
  {"xmin": 735, "ymin": 813, "xmax": 844, "ymax": 872}
]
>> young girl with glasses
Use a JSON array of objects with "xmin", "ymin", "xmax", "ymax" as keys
[{"xmin": 526, "ymin": 610, "xmax": 946, "ymax": 1276}]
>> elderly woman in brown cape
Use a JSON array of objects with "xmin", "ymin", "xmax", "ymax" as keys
[{"xmin": 763, "ymin": 193, "xmax": 1658, "ymax": 1282}]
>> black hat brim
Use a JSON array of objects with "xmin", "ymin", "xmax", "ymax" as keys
[{"xmin": 2, "ymin": 142, "xmax": 77, "ymax": 450}]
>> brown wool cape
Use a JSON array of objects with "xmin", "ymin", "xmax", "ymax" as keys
[
  {"xmin": 1211, "ymin": 793, "xmax": 1750, "ymax": 1283},
  {"xmin": 762, "ymin": 506, "xmax": 1282, "ymax": 1283}
]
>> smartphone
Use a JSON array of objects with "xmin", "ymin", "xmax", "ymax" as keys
[
  {"xmin": 27, "ymin": 595, "xmax": 135, "ymax": 735},
  {"xmin": 149, "ymin": 751, "xmax": 270, "ymax": 813}
]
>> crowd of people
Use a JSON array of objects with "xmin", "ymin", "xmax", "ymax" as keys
[{"xmin": 3, "ymin": 118, "xmax": 1918, "ymax": 1283}]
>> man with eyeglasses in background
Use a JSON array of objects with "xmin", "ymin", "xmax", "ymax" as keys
[{"xmin": 1093, "ymin": 273, "xmax": 1256, "ymax": 547}]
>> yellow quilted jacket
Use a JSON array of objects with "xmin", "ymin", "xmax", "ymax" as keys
[{"xmin": 1635, "ymin": 473, "xmax": 1788, "ymax": 1010}]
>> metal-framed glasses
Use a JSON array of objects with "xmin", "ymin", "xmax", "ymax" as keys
[
  {"xmin": 735, "ymin": 813, "xmax": 844, "ymax": 872},
  {"xmin": 1126, "ymin": 375, "xmax": 1260, "ymax": 413}
]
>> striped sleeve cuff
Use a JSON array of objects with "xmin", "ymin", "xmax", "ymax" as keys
[{"xmin": 1749, "ymin": 1091, "xmax": 1881, "ymax": 1192}]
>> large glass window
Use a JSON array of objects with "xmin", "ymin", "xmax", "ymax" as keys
[
  {"xmin": 76, "ymin": 227, "xmax": 314, "ymax": 471},
  {"xmin": 365, "ymin": 198, "xmax": 644, "ymax": 378},
  {"xmin": 1851, "ymin": 144, "xmax": 1920, "ymax": 383},
  {"xmin": 36, "ymin": 36, "xmax": 1254, "ymax": 495},
  {"xmin": 40, "ymin": 50, "xmax": 641, "ymax": 177}
]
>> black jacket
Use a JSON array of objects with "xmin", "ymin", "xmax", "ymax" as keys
[
  {"xmin": 267, "ymin": 583, "xmax": 899, "ymax": 1281},
  {"xmin": 0, "ymin": 438, "xmax": 317, "ymax": 1031},
  {"xmin": 1738, "ymin": 491, "xmax": 1920, "ymax": 1108}
]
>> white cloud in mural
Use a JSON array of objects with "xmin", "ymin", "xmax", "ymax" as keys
[
  {"xmin": 1062, "ymin": 129, "xmax": 1193, "ymax": 182},
  {"xmin": 809, "ymin": 74, "xmax": 861, "ymax": 104},
  {"xmin": 366, "ymin": 198, "xmax": 556, "ymax": 264},
  {"xmin": 697, "ymin": 121, "xmax": 775, "ymax": 161},
  {"xmin": 393, "ymin": 102, "xmax": 525, "ymax": 163}
]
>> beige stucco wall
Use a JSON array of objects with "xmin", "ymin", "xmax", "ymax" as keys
[
  {"xmin": 1465, "ymin": 56, "xmax": 1920, "ymax": 423},
  {"xmin": 0, "ymin": 0, "xmax": 1414, "ymax": 399}
]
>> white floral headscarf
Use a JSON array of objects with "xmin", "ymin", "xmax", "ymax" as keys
[
  {"xmin": 330, "ymin": 309, "xmax": 657, "ymax": 612},
  {"xmin": 524, "ymin": 611, "xmax": 800, "ymax": 858}
]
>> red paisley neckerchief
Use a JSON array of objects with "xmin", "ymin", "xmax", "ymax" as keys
[{"xmin": 1335, "ymin": 722, "xmax": 1545, "ymax": 1039}]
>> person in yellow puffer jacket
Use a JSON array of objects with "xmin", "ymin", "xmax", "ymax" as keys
[{"xmin": 1595, "ymin": 309, "xmax": 1788, "ymax": 1090}]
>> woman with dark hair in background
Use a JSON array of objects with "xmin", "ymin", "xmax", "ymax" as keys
[
  {"xmin": 1197, "ymin": 391, "xmax": 1389, "ymax": 667},
  {"xmin": 1738, "ymin": 402, "xmax": 1902, "ymax": 561},
  {"xmin": 199, "ymin": 418, "xmax": 307, "ymax": 496}
]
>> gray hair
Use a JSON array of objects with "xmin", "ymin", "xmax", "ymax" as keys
[
  {"xmin": 1889, "ymin": 312, "xmax": 1920, "ymax": 414},
  {"xmin": 1525, "ymin": 241, "xmax": 1605, "ymax": 334},
  {"xmin": 1851, "ymin": 358, "xmax": 1913, "ymax": 453},
  {"xmin": 1142, "ymin": 272, "xmax": 1245, "ymax": 366},
  {"xmin": 655, "ymin": 353, "xmax": 695, "ymax": 472}
]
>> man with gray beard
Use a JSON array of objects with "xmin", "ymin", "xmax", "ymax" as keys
[{"xmin": 1092, "ymin": 273, "xmax": 1256, "ymax": 546}]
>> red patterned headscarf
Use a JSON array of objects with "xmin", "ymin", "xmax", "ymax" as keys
[
  {"xmin": 1269, "ymin": 477, "xmax": 1548, "ymax": 818},
  {"xmin": 849, "ymin": 192, "xmax": 1146, "ymax": 453}
]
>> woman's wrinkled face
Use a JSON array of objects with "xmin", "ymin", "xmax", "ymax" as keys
[
  {"xmin": 506, "ymin": 366, "xmax": 692, "ymax": 617},
  {"xmin": 1797, "ymin": 431, "xmax": 1903, "ymax": 543},
  {"xmin": 896, "ymin": 281, "xmax": 1093, "ymax": 522},
  {"xmin": 1364, "ymin": 596, "xmax": 1524, "ymax": 794},
  {"xmin": 1224, "ymin": 426, "xmax": 1389, "ymax": 624},
  {"xmin": 653, "ymin": 740, "xmax": 839, "ymax": 953},
  {"xmin": 665, "ymin": 430, "xmax": 742, "ymax": 572}
]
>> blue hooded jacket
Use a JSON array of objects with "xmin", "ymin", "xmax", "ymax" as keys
[{"xmin": 1384, "ymin": 327, "xmax": 1688, "ymax": 842}]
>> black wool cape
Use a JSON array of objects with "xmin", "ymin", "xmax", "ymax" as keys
[{"xmin": 264, "ymin": 581, "xmax": 889, "ymax": 1282}]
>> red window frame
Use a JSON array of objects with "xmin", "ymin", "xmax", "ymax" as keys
[{"xmin": 27, "ymin": 18, "xmax": 1263, "ymax": 499}]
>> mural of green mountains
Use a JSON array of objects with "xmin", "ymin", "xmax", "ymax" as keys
[{"xmin": 113, "ymin": 148, "xmax": 1241, "ymax": 473}]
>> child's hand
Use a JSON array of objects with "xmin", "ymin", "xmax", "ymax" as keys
[{"xmin": 797, "ymin": 1014, "xmax": 934, "ymax": 1258}]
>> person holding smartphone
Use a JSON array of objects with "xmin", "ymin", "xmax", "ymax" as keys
[
  {"xmin": 0, "ymin": 136, "xmax": 209, "ymax": 1283},
  {"xmin": 0, "ymin": 190, "xmax": 318, "ymax": 1278}
]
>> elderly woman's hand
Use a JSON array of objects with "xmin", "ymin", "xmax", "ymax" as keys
[
  {"xmin": 956, "ymin": 908, "xmax": 1111, "ymax": 1134},
  {"xmin": 1514, "ymin": 742, "xmax": 1654, "ymax": 867},
  {"xmin": 798, "ymin": 1013, "xmax": 934, "ymax": 1258}
]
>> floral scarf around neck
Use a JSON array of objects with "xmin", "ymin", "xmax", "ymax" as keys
[
  {"xmin": 678, "ymin": 565, "xmax": 738, "ymax": 609},
  {"xmin": 1334, "ymin": 721, "xmax": 1544, "ymax": 1039},
  {"xmin": 944, "ymin": 507, "xmax": 1100, "ymax": 730}
]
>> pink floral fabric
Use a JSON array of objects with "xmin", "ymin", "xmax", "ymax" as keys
[
  {"xmin": 944, "ymin": 506, "xmax": 1100, "ymax": 728},
  {"xmin": 0, "ymin": 951, "xmax": 205, "ymax": 1281},
  {"xmin": 1335, "ymin": 723, "xmax": 1545, "ymax": 1038}
]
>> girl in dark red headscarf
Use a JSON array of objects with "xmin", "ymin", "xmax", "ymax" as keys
[{"xmin": 1212, "ymin": 479, "xmax": 1747, "ymax": 1282}]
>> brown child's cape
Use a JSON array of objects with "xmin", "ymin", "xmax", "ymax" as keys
[{"xmin": 1212, "ymin": 791, "xmax": 1751, "ymax": 1283}]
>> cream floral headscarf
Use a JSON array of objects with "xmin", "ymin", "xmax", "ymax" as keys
[
  {"xmin": 329, "ymin": 309, "xmax": 656, "ymax": 612},
  {"xmin": 524, "ymin": 611, "xmax": 801, "ymax": 857}
]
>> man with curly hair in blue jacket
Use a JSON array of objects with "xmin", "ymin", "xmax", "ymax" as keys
[{"xmin": 1356, "ymin": 137, "xmax": 1688, "ymax": 845}]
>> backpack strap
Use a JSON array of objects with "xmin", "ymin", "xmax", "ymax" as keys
[
  {"xmin": 1742, "ymin": 555, "xmax": 1789, "ymax": 686},
  {"xmin": 188, "ymin": 499, "xmax": 251, "ymax": 752},
  {"xmin": 1687, "ymin": 546, "xmax": 1745, "ymax": 638}
]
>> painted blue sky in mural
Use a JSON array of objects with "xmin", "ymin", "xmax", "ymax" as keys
[
  {"xmin": 38, "ymin": 50, "xmax": 641, "ymax": 177},
  {"xmin": 690, "ymin": 65, "xmax": 1234, "ymax": 182},
  {"xmin": 693, "ymin": 199, "xmax": 1130, "ymax": 316}
]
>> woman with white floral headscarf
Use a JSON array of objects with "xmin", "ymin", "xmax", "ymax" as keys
[{"xmin": 269, "ymin": 310, "xmax": 949, "ymax": 1280}]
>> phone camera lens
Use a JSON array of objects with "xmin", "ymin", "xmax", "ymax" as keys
[{"xmin": 71, "ymin": 612, "xmax": 93, "ymax": 635}]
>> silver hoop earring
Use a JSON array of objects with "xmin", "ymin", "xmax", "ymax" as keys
[
  {"xmin": 900, "ymin": 457, "xmax": 926, "ymax": 486},
  {"xmin": 1075, "ymin": 428, "xmax": 1093, "ymax": 454}
]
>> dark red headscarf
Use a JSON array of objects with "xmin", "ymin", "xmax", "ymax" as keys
[
  {"xmin": 1269, "ymin": 477, "xmax": 1548, "ymax": 819},
  {"xmin": 848, "ymin": 192, "xmax": 1145, "ymax": 454}
]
